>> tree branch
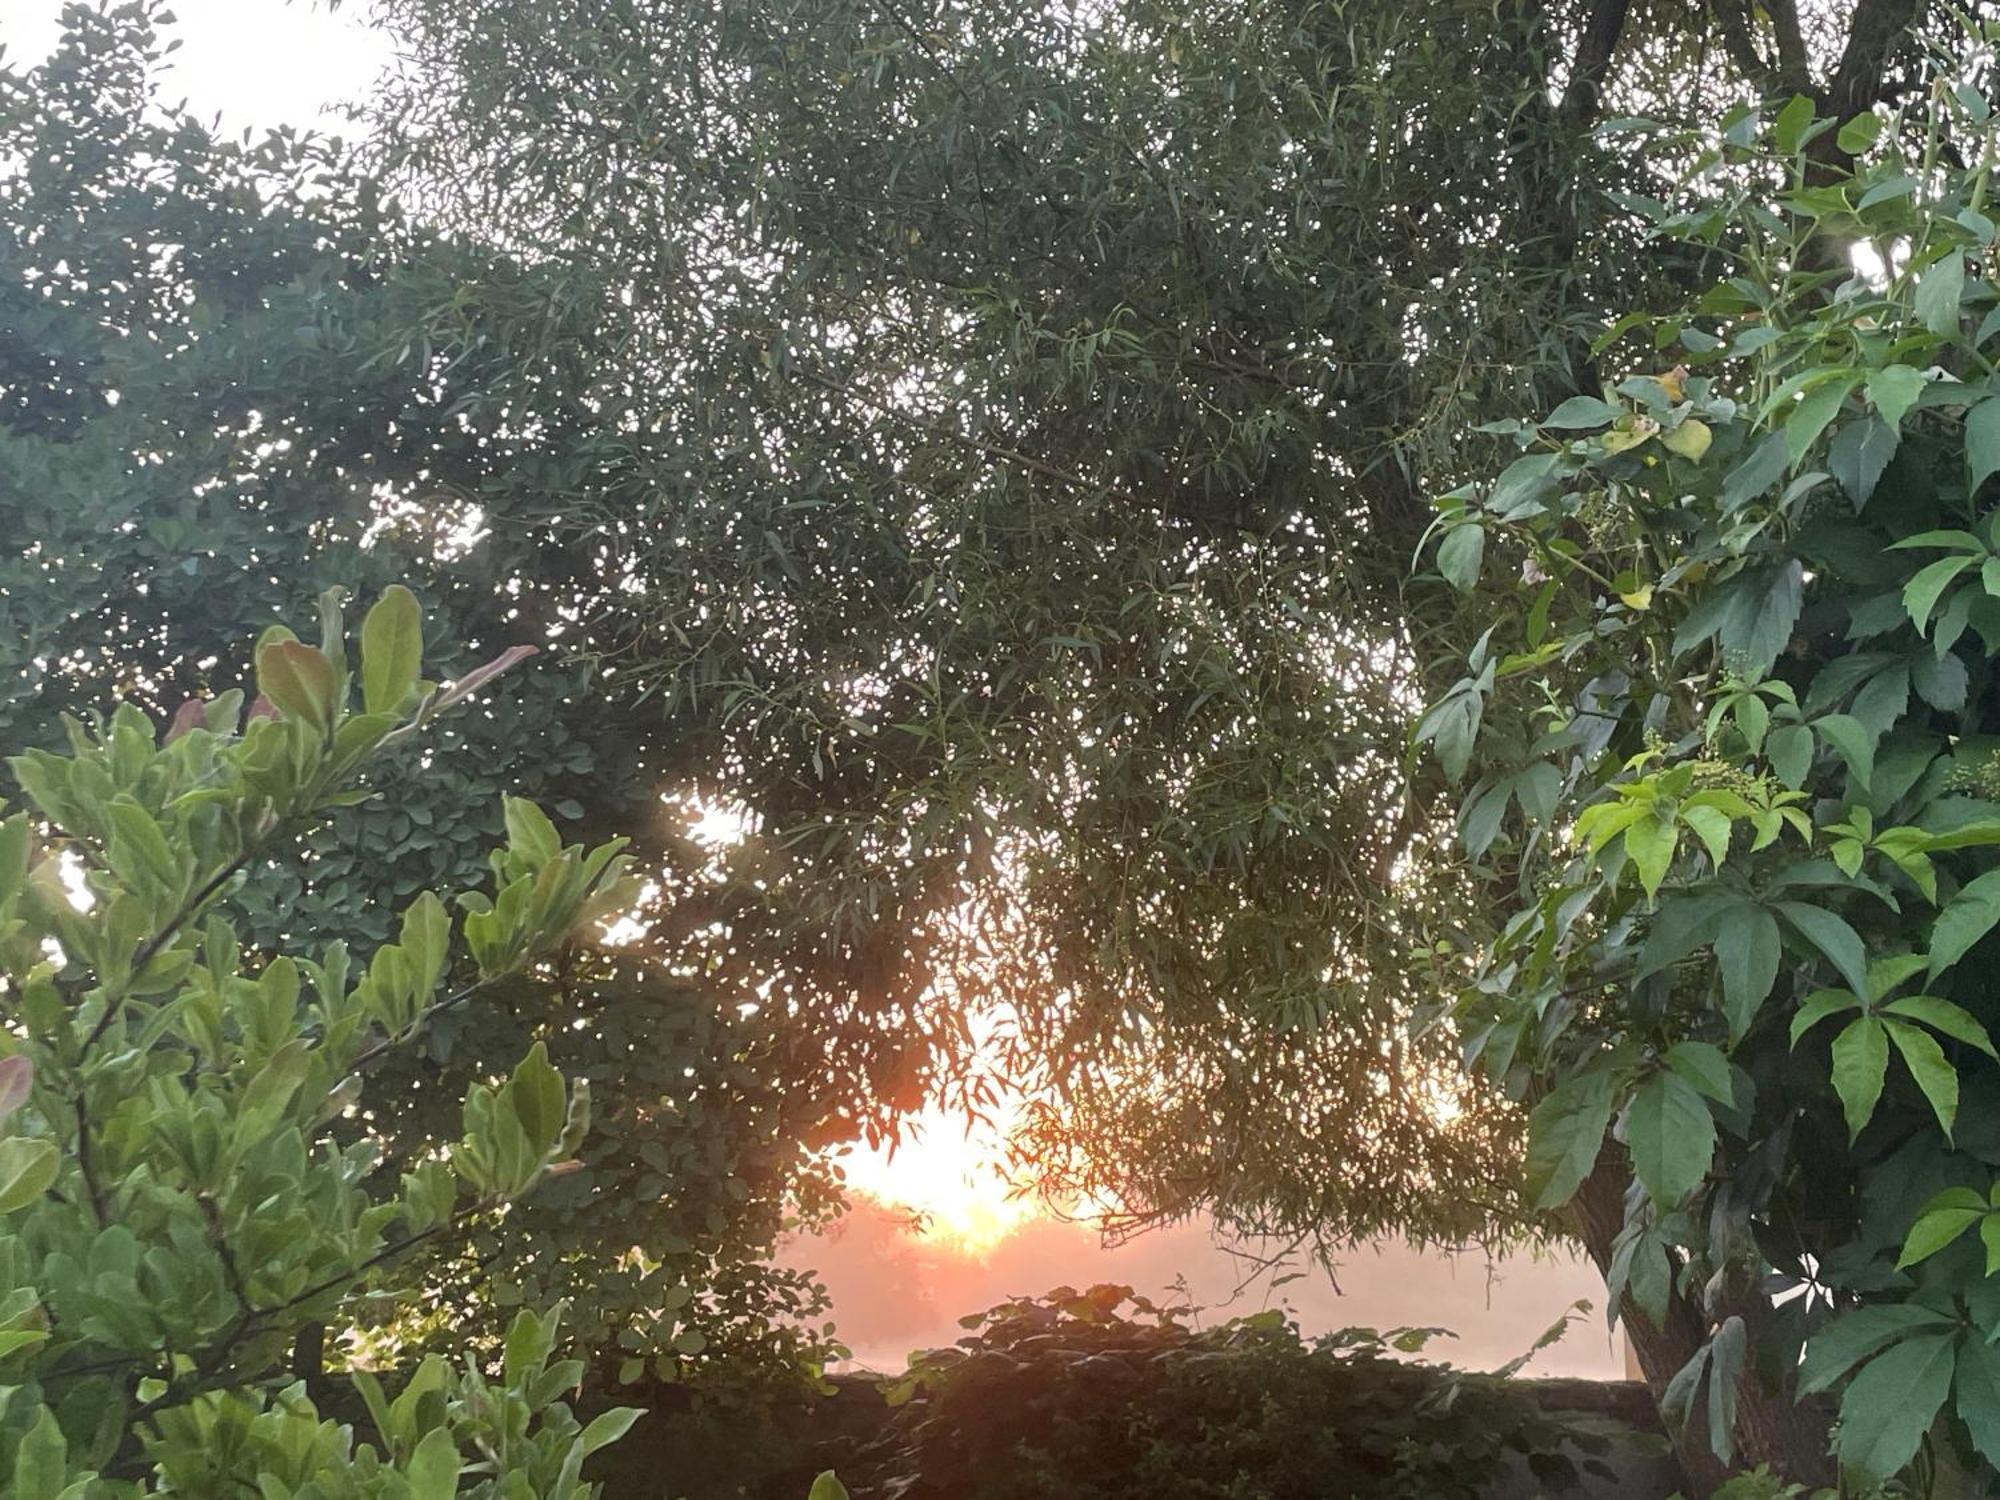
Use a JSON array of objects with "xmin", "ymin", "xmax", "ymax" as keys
[
  {"xmin": 1559, "ymin": 0, "xmax": 1633, "ymax": 126},
  {"xmin": 1767, "ymin": 0, "xmax": 1813, "ymax": 93},
  {"xmin": 1826, "ymin": 0, "xmax": 1925, "ymax": 116},
  {"xmin": 1707, "ymin": 0, "xmax": 1779, "ymax": 91}
]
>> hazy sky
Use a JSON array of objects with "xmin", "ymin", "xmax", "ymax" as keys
[{"xmin": 5, "ymin": 0, "xmax": 389, "ymax": 132}]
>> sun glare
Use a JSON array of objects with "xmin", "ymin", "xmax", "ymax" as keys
[{"xmin": 839, "ymin": 1109, "xmax": 1042, "ymax": 1257}]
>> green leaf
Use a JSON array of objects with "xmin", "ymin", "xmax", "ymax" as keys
[
  {"xmin": 1766, "ymin": 724, "xmax": 1813, "ymax": 788},
  {"xmin": 1801, "ymin": 1303, "xmax": 1958, "ymax": 1394},
  {"xmin": 1827, "ymin": 415, "xmax": 1899, "ymax": 509},
  {"xmin": 405, "ymin": 1428, "xmax": 462, "ymax": 1500},
  {"xmin": 807, "ymin": 1474, "xmax": 852, "ymax": 1500},
  {"xmin": 1836, "ymin": 1330, "xmax": 1955, "ymax": 1481},
  {"xmin": 1543, "ymin": 395, "xmax": 1621, "ymax": 429},
  {"xmin": 1885, "ymin": 1018, "xmax": 1959, "ymax": 1137},
  {"xmin": 1523, "ymin": 1070, "xmax": 1617, "ymax": 1210},
  {"xmin": 1708, "ymin": 1315, "xmax": 1746, "ymax": 1463},
  {"xmin": 256, "ymin": 640, "xmax": 339, "ymax": 733},
  {"xmin": 1626, "ymin": 1071, "xmax": 1716, "ymax": 1205},
  {"xmin": 1715, "ymin": 906, "xmax": 1781, "ymax": 1041},
  {"xmin": 1866, "ymin": 364, "xmax": 1928, "ymax": 429},
  {"xmin": 1928, "ymin": 868, "xmax": 2000, "ymax": 978},
  {"xmin": 1625, "ymin": 815, "xmax": 1678, "ymax": 899},
  {"xmin": 1896, "ymin": 1188, "xmax": 1987, "ymax": 1268},
  {"xmin": 1915, "ymin": 250, "xmax": 1967, "ymax": 338},
  {"xmin": 1954, "ymin": 1335, "xmax": 2000, "ymax": 1470},
  {"xmin": 360, "ymin": 584, "xmax": 425, "ymax": 715},
  {"xmin": 1773, "ymin": 94, "xmax": 1817, "ymax": 155},
  {"xmin": 1969, "ymin": 396, "xmax": 2000, "ymax": 497},
  {"xmin": 0, "ymin": 1138, "xmax": 59, "ymax": 1215},
  {"xmin": 503, "ymin": 796, "xmax": 563, "ymax": 866},
  {"xmin": 12, "ymin": 1408, "xmax": 67, "ymax": 1497},
  {"xmin": 1830, "ymin": 1015, "xmax": 1888, "ymax": 1140},
  {"xmin": 1437, "ymin": 523, "xmax": 1484, "ymax": 593},
  {"xmin": 1720, "ymin": 432, "xmax": 1790, "ymax": 514},
  {"xmin": 1880, "ymin": 994, "xmax": 1998, "ymax": 1056},
  {"xmin": 579, "ymin": 1407, "xmax": 642, "ymax": 1458},
  {"xmin": 1776, "ymin": 902, "xmax": 1872, "ymax": 999},
  {"xmin": 1902, "ymin": 554, "xmax": 1976, "ymax": 633},
  {"xmin": 1664, "ymin": 1041, "xmax": 1735, "ymax": 1103},
  {"xmin": 1787, "ymin": 374, "xmax": 1860, "ymax": 466},
  {"xmin": 1791, "ymin": 988, "xmax": 1859, "ymax": 1047},
  {"xmin": 507, "ymin": 1042, "xmax": 568, "ymax": 1152},
  {"xmin": 1836, "ymin": 111, "xmax": 1883, "ymax": 154}
]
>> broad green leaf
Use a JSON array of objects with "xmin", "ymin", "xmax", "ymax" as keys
[
  {"xmin": 360, "ymin": 584, "xmax": 425, "ymax": 715},
  {"xmin": 1830, "ymin": 1015, "xmax": 1888, "ymax": 1140},
  {"xmin": 1523, "ymin": 1070, "xmax": 1617, "ymax": 1210},
  {"xmin": 1715, "ymin": 906, "xmax": 1780, "ymax": 1040},
  {"xmin": 405, "ymin": 1428, "xmax": 461, "ymax": 1500},
  {"xmin": 1928, "ymin": 868, "xmax": 2000, "ymax": 978},
  {"xmin": 1800, "ymin": 1302, "xmax": 1957, "ymax": 1394},
  {"xmin": 1791, "ymin": 988, "xmax": 1859, "ymax": 1047},
  {"xmin": 1543, "ymin": 395, "xmax": 1621, "ymax": 429},
  {"xmin": 1708, "ymin": 1315, "xmax": 1746, "ymax": 1463},
  {"xmin": 256, "ymin": 640, "xmax": 339, "ymax": 733},
  {"xmin": 1787, "ymin": 374, "xmax": 1860, "ymax": 466},
  {"xmin": 1776, "ymin": 902, "xmax": 1872, "ymax": 1000},
  {"xmin": 1680, "ymin": 805, "xmax": 1733, "ymax": 868},
  {"xmin": 1773, "ymin": 94, "xmax": 1817, "ymax": 155},
  {"xmin": 1885, "ymin": 1019, "xmax": 1959, "ymax": 1137},
  {"xmin": 1866, "ymin": 364, "xmax": 1927, "ymax": 429},
  {"xmin": 1827, "ymin": 415, "xmax": 1898, "ymax": 509},
  {"xmin": 1896, "ymin": 1188, "xmax": 1987, "ymax": 1268},
  {"xmin": 807, "ymin": 1474, "xmax": 852, "ymax": 1500},
  {"xmin": 1836, "ymin": 1330, "xmax": 1955, "ymax": 1481},
  {"xmin": 1662, "ymin": 418, "xmax": 1712, "ymax": 459},
  {"xmin": 1969, "ymin": 396, "xmax": 2000, "ymax": 497},
  {"xmin": 1880, "ymin": 995, "xmax": 1997, "ymax": 1056},
  {"xmin": 1836, "ymin": 111, "xmax": 1884, "ymax": 154},
  {"xmin": 503, "ymin": 796, "xmax": 563, "ymax": 865},
  {"xmin": 1625, "ymin": 815, "xmax": 1678, "ymax": 899},
  {"xmin": 1954, "ymin": 1335, "xmax": 2000, "ymax": 1471},
  {"xmin": 0, "ymin": 1138, "xmax": 59, "ymax": 1215},
  {"xmin": 1903, "ymin": 554, "xmax": 1976, "ymax": 633},
  {"xmin": 579, "ymin": 1407, "xmax": 642, "ymax": 1457},
  {"xmin": 1626, "ymin": 1071, "xmax": 1716, "ymax": 1205},
  {"xmin": 1437, "ymin": 524, "xmax": 1484, "ymax": 593},
  {"xmin": 1664, "ymin": 1041, "xmax": 1735, "ymax": 1102},
  {"xmin": 1915, "ymin": 250, "xmax": 1966, "ymax": 338},
  {"xmin": 1720, "ymin": 432, "xmax": 1789, "ymax": 514},
  {"xmin": 1766, "ymin": 724, "xmax": 1813, "ymax": 788}
]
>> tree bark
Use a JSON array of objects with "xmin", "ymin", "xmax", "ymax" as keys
[{"xmin": 1566, "ymin": 1150, "xmax": 1836, "ymax": 1497}]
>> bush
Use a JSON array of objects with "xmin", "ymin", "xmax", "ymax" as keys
[
  {"xmin": 0, "ymin": 586, "xmax": 639, "ymax": 1493},
  {"xmin": 842, "ymin": 1286, "xmax": 1623, "ymax": 1499}
]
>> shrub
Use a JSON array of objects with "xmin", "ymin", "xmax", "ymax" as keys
[
  {"xmin": 0, "ymin": 586, "xmax": 639, "ymax": 1493},
  {"xmin": 844, "ymin": 1286, "xmax": 1623, "ymax": 1499},
  {"xmin": 1423, "ymin": 66, "xmax": 2000, "ymax": 1487}
]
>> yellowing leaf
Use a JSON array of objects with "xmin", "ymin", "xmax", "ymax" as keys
[{"xmin": 1661, "ymin": 419, "xmax": 1711, "ymax": 460}]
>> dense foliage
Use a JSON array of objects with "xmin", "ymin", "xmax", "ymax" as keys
[
  {"xmin": 833, "ymin": 1286, "xmax": 1629, "ymax": 1499},
  {"xmin": 0, "ymin": 586, "xmax": 639, "ymax": 1492},
  {"xmin": 346, "ymin": 0, "xmax": 1961, "ymax": 1253},
  {"xmin": 1427, "ymin": 67, "xmax": 2000, "ymax": 1488},
  {"xmin": 0, "ymin": 2, "xmax": 839, "ymax": 1388}
]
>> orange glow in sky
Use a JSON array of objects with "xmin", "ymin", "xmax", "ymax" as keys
[{"xmin": 838, "ymin": 1106, "xmax": 1043, "ymax": 1256}]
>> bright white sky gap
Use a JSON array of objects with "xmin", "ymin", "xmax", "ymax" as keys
[{"xmin": 4, "ymin": 0, "xmax": 388, "ymax": 132}]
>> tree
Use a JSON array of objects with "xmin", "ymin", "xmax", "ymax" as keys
[
  {"xmin": 343, "ymin": 0, "xmax": 1959, "ymax": 1259},
  {"xmin": 1426, "ymin": 65, "xmax": 2000, "ymax": 1489},
  {"xmin": 1, "ymin": 3, "xmax": 840, "ymax": 1389},
  {"xmin": 0, "ymin": 584, "xmax": 641, "ymax": 1492}
]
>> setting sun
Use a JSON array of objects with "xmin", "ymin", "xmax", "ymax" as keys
[{"xmin": 838, "ymin": 1109, "xmax": 1042, "ymax": 1257}]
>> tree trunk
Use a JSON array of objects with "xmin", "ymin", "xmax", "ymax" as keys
[{"xmin": 1566, "ymin": 1151, "xmax": 1836, "ymax": 1497}]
